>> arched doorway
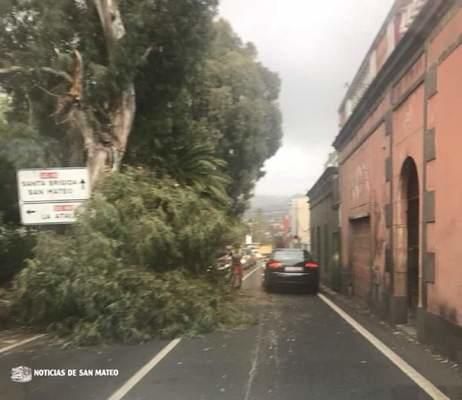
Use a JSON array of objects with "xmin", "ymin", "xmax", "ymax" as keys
[{"xmin": 400, "ymin": 158, "xmax": 420, "ymax": 322}]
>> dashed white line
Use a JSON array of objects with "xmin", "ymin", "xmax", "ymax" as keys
[
  {"xmin": 0, "ymin": 334, "xmax": 46, "ymax": 354},
  {"xmin": 318, "ymin": 293, "xmax": 450, "ymax": 400},
  {"xmin": 243, "ymin": 319, "xmax": 263, "ymax": 400},
  {"xmin": 107, "ymin": 338, "xmax": 182, "ymax": 400}
]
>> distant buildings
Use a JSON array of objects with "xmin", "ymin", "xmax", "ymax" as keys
[
  {"xmin": 307, "ymin": 168, "xmax": 340, "ymax": 290},
  {"xmin": 247, "ymin": 195, "xmax": 311, "ymax": 250},
  {"xmin": 289, "ymin": 196, "xmax": 310, "ymax": 250}
]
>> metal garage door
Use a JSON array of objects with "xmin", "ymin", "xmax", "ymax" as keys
[{"xmin": 350, "ymin": 218, "xmax": 372, "ymax": 301}]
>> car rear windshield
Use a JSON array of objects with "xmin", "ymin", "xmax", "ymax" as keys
[{"xmin": 273, "ymin": 250, "xmax": 311, "ymax": 262}]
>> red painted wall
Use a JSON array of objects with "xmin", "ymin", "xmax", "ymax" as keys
[
  {"xmin": 336, "ymin": 4, "xmax": 462, "ymax": 328},
  {"xmin": 426, "ymin": 11, "xmax": 462, "ymax": 324},
  {"xmin": 340, "ymin": 123, "xmax": 389, "ymax": 299}
]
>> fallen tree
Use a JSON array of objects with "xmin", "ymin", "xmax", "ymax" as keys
[{"xmin": 12, "ymin": 168, "xmax": 249, "ymax": 345}]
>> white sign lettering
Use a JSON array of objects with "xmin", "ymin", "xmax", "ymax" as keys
[
  {"xmin": 17, "ymin": 168, "xmax": 90, "ymax": 203},
  {"xmin": 17, "ymin": 168, "xmax": 91, "ymax": 225},
  {"xmin": 19, "ymin": 202, "xmax": 85, "ymax": 225}
]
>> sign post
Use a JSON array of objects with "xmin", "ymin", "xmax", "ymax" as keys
[{"xmin": 17, "ymin": 168, "xmax": 90, "ymax": 225}]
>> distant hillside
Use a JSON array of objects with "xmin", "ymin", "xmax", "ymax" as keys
[
  {"xmin": 251, "ymin": 195, "xmax": 289, "ymax": 210},
  {"xmin": 246, "ymin": 195, "xmax": 292, "ymax": 219}
]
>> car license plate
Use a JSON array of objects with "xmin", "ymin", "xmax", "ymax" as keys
[{"xmin": 285, "ymin": 266, "xmax": 303, "ymax": 272}]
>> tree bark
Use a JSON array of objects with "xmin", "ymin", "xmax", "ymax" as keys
[
  {"xmin": 91, "ymin": 0, "xmax": 136, "ymax": 181},
  {"xmin": 1, "ymin": 1, "xmax": 137, "ymax": 187},
  {"xmin": 110, "ymin": 83, "xmax": 136, "ymax": 171},
  {"xmin": 93, "ymin": 0, "xmax": 126, "ymax": 46}
]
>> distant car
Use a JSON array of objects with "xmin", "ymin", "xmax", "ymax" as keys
[
  {"xmin": 241, "ymin": 248, "xmax": 257, "ymax": 270},
  {"xmin": 263, "ymin": 248, "xmax": 320, "ymax": 293},
  {"xmin": 252, "ymin": 249, "xmax": 264, "ymax": 260},
  {"xmin": 216, "ymin": 253, "xmax": 232, "ymax": 269}
]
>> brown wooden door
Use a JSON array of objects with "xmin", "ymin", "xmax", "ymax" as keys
[{"xmin": 350, "ymin": 218, "xmax": 372, "ymax": 300}]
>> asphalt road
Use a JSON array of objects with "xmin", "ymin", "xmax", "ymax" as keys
[{"xmin": 0, "ymin": 266, "xmax": 454, "ymax": 400}]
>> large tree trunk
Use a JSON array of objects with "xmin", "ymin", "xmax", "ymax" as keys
[
  {"xmin": 0, "ymin": 1, "xmax": 137, "ymax": 187},
  {"xmin": 110, "ymin": 83, "xmax": 136, "ymax": 171},
  {"xmin": 69, "ymin": 106, "xmax": 105, "ymax": 185},
  {"xmin": 87, "ymin": 0, "xmax": 136, "ymax": 183}
]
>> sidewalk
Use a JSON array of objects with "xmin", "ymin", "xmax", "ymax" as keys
[{"xmin": 320, "ymin": 285, "xmax": 462, "ymax": 399}]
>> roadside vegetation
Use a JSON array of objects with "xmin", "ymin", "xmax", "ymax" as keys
[
  {"xmin": 12, "ymin": 168, "xmax": 250, "ymax": 345},
  {"xmin": 0, "ymin": 1, "xmax": 282, "ymax": 344}
]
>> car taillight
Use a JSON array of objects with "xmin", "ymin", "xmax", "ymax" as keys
[
  {"xmin": 267, "ymin": 260, "xmax": 282, "ymax": 269},
  {"xmin": 304, "ymin": 261, "xmax": 319, "ymax": 269}
]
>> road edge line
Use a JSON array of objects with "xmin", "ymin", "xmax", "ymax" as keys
[
  {"xmin": 318, "ymin": 293, "xmax": 450, "ymax": 400},
  {"xmin": 106, "ymin": 338, "xmax": 182, "ymax": 400},
  {"xmin": 0, "ymin": 334, "xmax": 46, "ymax": 354},
  {"xmin": 243, "ymin": 265, "xmax": 262, "ymax": 281}
]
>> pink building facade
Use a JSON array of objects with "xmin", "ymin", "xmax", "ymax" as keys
[{"xmin": 333, "ymin": 0, "xmax": 462, "ymax": 362}]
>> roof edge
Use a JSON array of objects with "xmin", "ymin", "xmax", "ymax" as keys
[
  {"xmin": 338, "ymin": 2, "xmax": 400, "ymax": 111},
  {"xmin": 333, "ymin": 0, "xmax": 451, "ymax": 150},
  {"xmin": 307, "ymin": 167, "xmax": 338, "ymax": 198}
]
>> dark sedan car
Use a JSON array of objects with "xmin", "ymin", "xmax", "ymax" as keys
[{"xmin": 263, "ymin": 248, "xmax": 320, "ymax": 293}]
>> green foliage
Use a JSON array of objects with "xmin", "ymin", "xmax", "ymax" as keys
[
  {"xmin": 0, "ymin": 0, "xmax": 218, "ymax": 163},
  {"xmin": 12, "ymin": 168, "xmax": 248, "ymax": 344},
  {"xmin": 0, "ymin": 224, "xmax": 36, "ymax": 285},
  {"xmin": 91, "ymin": 167, "xmax": 240, "ymax": 272},
  {"xmin": 0, "ymin": 94, "xmax": 8, "ymax": 123},
  {"xmin": 129, "ymin": 20, "xmax": 283, "ymax": 215},
  {"xmin": 206, "ymin": 21, "xmax": 283, "ymax": 214},
  {"xmin": 14, "ymin": 244, "xmax": 247, "ymax": 344},
  {"xmin": 1, "ymin": 1, "xmax": 281, "ymax": 219},
  {"xmin": 0, "ymin": 122, "xmax": 60, "ymax": 168},
  {"xmin": 1, "ymin": 4, "xmax": 277, "ymax": 342},
  {"xmin": 0, "ymin": 121, "xmax": 61, "ymax": 224},
  {"xmin": 0, "ymin": 98, "xmax": 43, "ymax": 267}
]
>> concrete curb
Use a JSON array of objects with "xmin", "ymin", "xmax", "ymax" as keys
[{"xmin": 320, "ymin": 285, "xmax": 425, "ymax": 343}]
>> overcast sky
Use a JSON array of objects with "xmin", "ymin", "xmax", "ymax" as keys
[{"xmin": 219, "ymin": 0, "xmax": 394, "ymax": 196}]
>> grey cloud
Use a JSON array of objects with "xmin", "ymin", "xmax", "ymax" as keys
[{"xmin": 220, "ymin": 0, "xmax": 395, "ymax": 195}]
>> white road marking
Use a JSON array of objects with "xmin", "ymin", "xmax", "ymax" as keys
[
  {"xmin": 107, "ymin": 264, "xmax": 262, "ymax": 400},
  {"xmin": 242, "ymin": 263, "xmax": 265, "ymax": 400},
  {"xmin": 243, "ymin": 264, "xmax": 263, "ymax": 281},
  {"xmin": 318, "ymin": 293, "xmax": 450, "ymax": 400},
  {"xmin": 107, "ymin": 338, "xmax": 182, "ymax": 400},
  {"xmin": 0, "ymin": 334, "xmax": 46, "ymax": 354},
  {"xmin": 244, "ymin": 318, "xmax": 264, "ymax": 400}
]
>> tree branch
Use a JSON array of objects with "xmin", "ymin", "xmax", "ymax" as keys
[
  {"xmin": 140, "ymin": 45, "xmax": 154, "ymax": 64},
  {"xmin": 39, "ymin": 67, "xmax": 73, "ymax": 83},
  {"xmin": 0, "ymin": 66, "xmax": 24, "ymax": 75},
  {"xmin": 93, "ymin": 0, "xmax": 126, "ymax": 57},
  {"xmin": 36, "ymin": 84, "xmax": 62, "ymax": 98},
  {"xmin": 0, "ymin": 66, "xmax": 72, "ymax": 83}
]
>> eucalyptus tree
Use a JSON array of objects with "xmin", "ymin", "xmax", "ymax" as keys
[{"xmin": 0, "ymin": 0, "xmax": 217, "ymax": 185}]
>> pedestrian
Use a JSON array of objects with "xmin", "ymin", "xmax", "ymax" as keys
[{"xmin": 230, "ymin": 244, "xmax": 243, "ymax": 289}]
